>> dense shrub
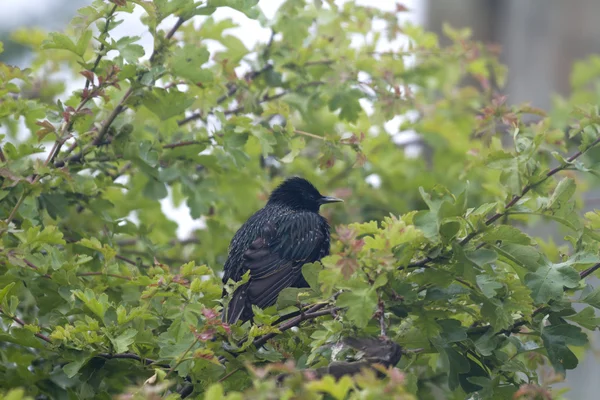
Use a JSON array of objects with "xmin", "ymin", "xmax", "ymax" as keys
[{"xmin": 2, "ymin": 1, "xmax": 600, "ymax": 398}]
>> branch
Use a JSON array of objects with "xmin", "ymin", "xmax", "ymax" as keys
[
  {"xmin": 177, "ymin": 79, "xmax": 323, "ymax": 126},
  {"xmin": 580, "ymin": 263, "xmax": 600, "ymax": 279},
  {"xmin": 97, "ymin": 352, "xmax": 170, "ymax": 369},
  {"xmin": 54, "ymin": 87, "xmax": 133, "ymax": 168},
  {"xmin": 148, "ymin": 17, "xmax": 185, "ymax": 64},
  {"xmin": 76, "ymin": 272, "xmax": 132, "ymax": 280},
  {"xmin": 0, "ymin": 307, "xmax": 52, "ymax": 344},
  {"xmin": 84, "ymin": 4, "xmax": 119, "ymax": 90},
  {"xmin": 252, "ymin": 305, "xmax": 340, "ymax": 349},
  {"xmin": 116, "ymin": 237, "xmax": 200, "ymax": 247},
  {"xmin": 163, "ymin": 140, "xmax": 211, "ymax": 149},
  {"xmin": 407, "ymin": 135, "xmax": 600, "ymax": 268}
]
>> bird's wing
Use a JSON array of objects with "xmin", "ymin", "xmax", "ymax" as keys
[{"xmin": 243, "ymin": 211, "xmax": 327, "ymax": 309}]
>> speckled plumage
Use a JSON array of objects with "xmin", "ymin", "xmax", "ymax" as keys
[{"xmin": 222, "ymin": 177, "xmax": 342, "ymax": 324}]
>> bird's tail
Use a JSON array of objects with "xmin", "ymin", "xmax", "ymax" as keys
[{"xmin": 222, "ymin": 286, "xmax": 249, "ymax": 325}]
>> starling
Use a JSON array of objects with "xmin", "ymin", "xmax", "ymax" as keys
[{"xmin": 222, "ymin": 177, "xmax": 343, "ymax": 324}]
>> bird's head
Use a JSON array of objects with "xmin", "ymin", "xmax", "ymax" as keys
[{"xmin": 268, "ymin": 177, "xmax": 343, "ymax": 212}]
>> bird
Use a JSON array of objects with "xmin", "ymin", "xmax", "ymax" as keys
[{"xmin": 221, "ymin": 177, "xmax": 343, "ymax": 324}]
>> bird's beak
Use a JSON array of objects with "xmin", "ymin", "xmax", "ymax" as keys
[{"xmin": 319, "ymin": 196, "xmax": 344, "ymax": 204}]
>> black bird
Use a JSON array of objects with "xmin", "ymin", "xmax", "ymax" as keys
[{"xmin": 221, "ymin": 177, "xmax": 343, "ymax": 324}]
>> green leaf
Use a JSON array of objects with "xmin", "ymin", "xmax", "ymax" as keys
[
  {"xmin": 41, "ymin": 33, "xmax": 79, "ymax": 55},
  {"xmin": 63, "ymin": 354, "xmax": 92, "ymax": 378},
  {"xmin": 541, "ymin": 324, "xmax": 587, "ymax": 374},
  {"xmin": 276, "ymin": 287, "xmax": 304, "ymax": 309},
  {"xmin": 170, "ymin": 45, "xmax": 212, "ymax": 83},
  {"xmin": 110, "ymin": 328, "xmax": 138, "ymax": 353},
  {"xmin": 336, "ymin": 288, "xmax": 377, "ymax": 328},
  {"xmin": 437, "ymin": 319, "xmax": 467, "ymax": 344},
  {"xmin": 0, "ymin": 282, "xmax": 16, "ymax": 305},
  {"xmin": 142, "ymin": 88, "xmax": 195, "ymax": 120},
  {"xmin": 328, "ymin": 89, "xmax": 363, "ymax": 123},
  {"xmin": 143, "ymin": 178, "xmax": 168, "ymax": 200},
  {"xmin": 302, "ymin": 262, "xmax": 321, "ymax": 291},
  {"xmin": 581, "ymin": 286, "xmax": 600, "ymax": 309},
  {"xmin": 525, "ymin": 263, "xmax": 580, "ymax": 304},
  {"xmin": 565, "ymin": 307, "xmax": 600, "ymax": 330},
  {"xmin": 207, "ymin": 0, "xmax": 260, "ymax": 19},
  {"xmin": 0, "ymin": 328, "xmax": 45, "ymax": 349},
  {"xmin": 545, "ymin": 177, "xmax": 576, "ymax": 214},
  {"xmin": 476, "ymin": 274, "xmax": 503, "ymax": 298},
  {"xmin": 481, "ymin": 225, "xmax": 532, "ymax": 245}
]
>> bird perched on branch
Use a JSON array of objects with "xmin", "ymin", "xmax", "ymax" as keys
[{"xmin": 221, "ymin": 177, "xmax": 343, "ymax": 324}]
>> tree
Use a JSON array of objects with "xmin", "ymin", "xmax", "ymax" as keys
[{"xmin": 2, "ymin": 0, "xmax": 600, "ymax": 399}]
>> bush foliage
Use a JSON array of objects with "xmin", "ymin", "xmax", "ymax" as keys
[{"xmin": 2, "ymin": 0, "xmax": 600, "ymax": 399}]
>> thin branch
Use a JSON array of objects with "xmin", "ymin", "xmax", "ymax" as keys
[
  {"xmin": 294, "ymin": 129, "xmax": 325, "ymax": 141},
  {"xmin": 407, "ymin": 135, "xmax": 600, "ymax": 269},
  {"xmin": 163, "ymin": 140, "xmax": 210, "ymax": 149},
  {"xmin": 165, "ymin": 338, "xmax": 199, "ymax": 379},
  {"xmin": 55, "ymin": 87, "xmax": 133, "ymax": 167},
  {"xmin": 580, "ymin": 263, "xmax": 600, "ymax": 279},
  {"xmin": 97, "ymin": 352, "xmax": 170, "ymax": 369},
  {"xmin": 0, "ymin": 307, "xmax": 52, "ymax": 344},
  {"xmin": 115, "ymin": 253, "xmax": 144, "ymax": 267},
  {"xmin": 85, "ymin": 4, "xmax": 119, "ymax": 90},
  {"xmin": 4, "ymin": 192, "xmax": 26, "ymax": 226},
  {"xmin": 149, "ymin": 17, "xmax": 185, "ymax": 64},
  {"xmin": 76, "ymin": 272, "xmax": 132, "ymax": 280},
  {"xmin": 116, "ymin": 237, "xmax": 199, "ymax": 247},
  {"xmin": 177, "ymin": 80, "xmax": 323, "ymax": 126},
  {"xmin": 252, "ymin": 305, "xmax": 340, "ymax": 348},
  {"xmin": 0, "ymin": 145, "xmax": 6, "ymax": 163},
  {"xmin": 23, "ymin": 259, "xmax": 51, "ymax": 279}
]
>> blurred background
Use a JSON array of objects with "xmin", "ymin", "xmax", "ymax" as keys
[{"xmin": 2, "ymin": 0, "xmax": 599, "ymax": 397}]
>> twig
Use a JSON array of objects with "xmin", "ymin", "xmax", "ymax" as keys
[
  {"xmin": 84, "ymin": 4, "xmax": 119, "ymax": 90},
  {"xmin": 115, "ymin": 253, "xmax": 143, "ymax": 267},
  {"xmin": 54, "ymin": 87, "xmax": 133, "ymax": 167},
  {"xmin": 163, "ymin": 140, "xmax": 210, "ymax": 149},
  {"xmin": 116, "ymin": 237, "xmax": 199, "ymax": 247},
  {"xmin": 165, "ymin": 338, "xmax": 199, "ymax": 379},
  {"xmin": 22, "ymin": 259, "xmax": 51, "ymax": 279},
  {"xmin": 4, "ymin": 192, "xmax": 26, "ymax": 226},
  {"xmin": 294, "ymin": 129, "xmax": 325, "ymax": 141},
  {"xmin": 178, "ymin": 80, "xmax": 323, "ymax": 126},
  {"xmin": 407, "ymin": 135, "xmax": 600, "ymax": 268},
  {"xmin": 252, "ymin": 306, "xmax": 340, "ymax": 349},
  {"xmin": 0, "ymin": 145, "xmax": 6, "ymax": 162},
  {"xmin": 149, "ymin": 17, "xmax": 185, "ymax": 64},
  {"xmin": 76, "ymin": 272, "xmax": 132, "ymax": 280},
  {"xmin": 97, "ymin": 352, "xmax": 170, "ymax": 369},
  {"xmin": 0, "ymin": 307, "xmax": 52, "ymax": 344},
  {"xmin": 580, "ymin": 263, "xmax": 600, "ymax": 279}
]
